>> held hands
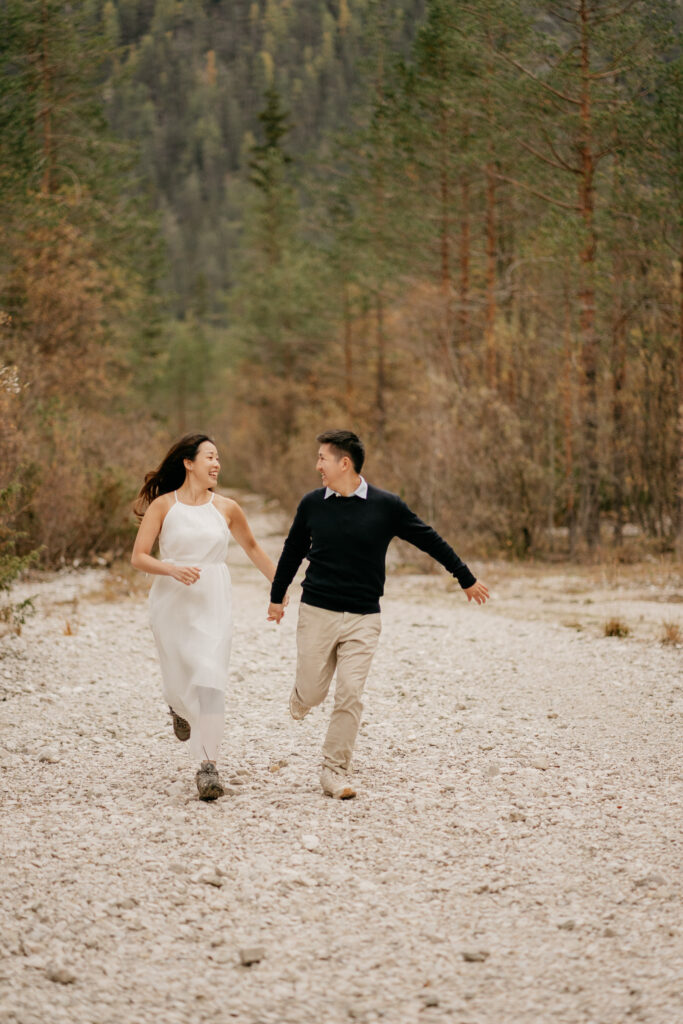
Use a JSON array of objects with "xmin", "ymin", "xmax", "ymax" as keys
[
  {"xmin": 170, "ymin": 565, "xmax": 202, "ymax": 586},
  {"xmin": 267, "ymin": 594, "xmax": 289, "ymax": 624},
  {"xmin": 465, "ymin": 580, "xmax": 490, "ymax": 605}
]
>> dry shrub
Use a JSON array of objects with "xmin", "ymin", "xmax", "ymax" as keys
[
  {"xmin": 1, "ymin": 218, "xmax": 168, "ymax": 566},
  {"xmin": 603, "ymin": 617, "xmax": 630, "ymax": 638},
  {"xmin": 660, "ymin": 620, "xmax": 682, "ymax": 646}
]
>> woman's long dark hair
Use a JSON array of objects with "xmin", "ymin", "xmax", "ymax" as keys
[{"xmin": 134, "ymin": 433, "xmax": 216, "ymax": 519}]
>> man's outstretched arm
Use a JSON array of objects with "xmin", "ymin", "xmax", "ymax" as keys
[
  {"xmin": 267, "ymin": 501, "xmax": 311, "ymax": 623},
  {"xmin": 394, "ymin": 499, "xmax": 488, "ymax": 602}
]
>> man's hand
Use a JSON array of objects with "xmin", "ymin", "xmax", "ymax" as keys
[
  {"xmin": 267, "ymin": 602, "xmax": 285, "ymax": 624},
  {"xmin": 465, "ymin": 580, "xmax": 489, "ymax": 605}
]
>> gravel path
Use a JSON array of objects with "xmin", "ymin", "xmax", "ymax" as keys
[{"xmin": 1, "ymin": 513, "xmax": 682, "ymax": 1024}]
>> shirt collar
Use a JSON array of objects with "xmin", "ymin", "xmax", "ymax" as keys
[{"xmin": 324, "ymin": 475, "xmax": 368, "ymax": 500}]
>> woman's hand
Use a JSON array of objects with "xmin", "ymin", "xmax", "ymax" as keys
[{"xmin": 169, "ymin": 565, "xmax": 202, "ymax": 586}]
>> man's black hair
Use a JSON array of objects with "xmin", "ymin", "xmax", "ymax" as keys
[{"xmin": 316, "ymin": 430, "xmax": 365, "ymax": 473}]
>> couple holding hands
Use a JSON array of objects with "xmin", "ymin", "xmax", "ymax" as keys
[{"xmin": 132, "ymin": 430, "xmax": 489, "ymax": 800}]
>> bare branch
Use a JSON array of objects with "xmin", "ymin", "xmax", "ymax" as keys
[
  {"xmin": 502, "ymin": 55, "xmax": 581, "ymax": 106},
  {"xmin": 520, "ymin": 139, "xmax": 580, "ymax": 175},
  {"xmin": 541, "ymin": 129, "xmax": 582, "ymax": 173},
  {"xmin": 495, "ymin": 172, "xmax": 580, "ymax": 212},
  {"xmin": 591, "ymin": 0, "xmax": 641, "ymax": 28}
]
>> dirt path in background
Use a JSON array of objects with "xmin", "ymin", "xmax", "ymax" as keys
[{"xmin": 1, "ymin": 495, "xmax": 681, "ymax": 1024}]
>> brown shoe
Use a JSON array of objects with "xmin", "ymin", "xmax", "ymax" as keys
[
  {"xmin": 196, "ymin": 761, "xmax": 224, "ymax": 801},
  {"xmin": 169, "ymin": 706, "xmax": 190, "ymax": 742}
]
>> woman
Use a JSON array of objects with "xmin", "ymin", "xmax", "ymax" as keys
[{"xmin": 131, "ymin": 433, "xmax": 277, "ymax": 800}]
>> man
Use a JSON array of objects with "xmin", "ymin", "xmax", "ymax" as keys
[{"xmin": 267, "ymin": 430, "xmax": 489, "ymax": 799}]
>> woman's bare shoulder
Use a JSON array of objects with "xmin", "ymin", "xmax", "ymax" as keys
[
  {"xmin": 213, "ymin": 493, "xmax": 240, "ymax": 520},
  {"xmin": 146, "ymin": 493, "xmax": 175, "ymax": 518}
]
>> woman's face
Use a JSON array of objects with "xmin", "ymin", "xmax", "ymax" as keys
[{"xmin": 186, "ymin": 441, "xmax": 220, "ymax": 488}]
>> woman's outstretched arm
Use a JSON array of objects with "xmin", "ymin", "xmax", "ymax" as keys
[{"xmin": 226, "ymin": 501, "xmax": 277, "ymax": 582}]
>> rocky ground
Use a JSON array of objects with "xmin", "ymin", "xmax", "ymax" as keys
[{"xmin": 1, "ymin": 497, "xmax": 682, "ymax": 1024}]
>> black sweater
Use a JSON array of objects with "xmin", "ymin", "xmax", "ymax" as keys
[{"xmin": 270, "ymin": 484, "xmax": 476, "ymax": 614}]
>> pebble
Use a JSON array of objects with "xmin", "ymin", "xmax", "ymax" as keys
[
  {"xmin": 462, "ymin": 951, "xmax": 489, "ymax": 962},
  {"xmin": 37, "ymin": 748, "xmax": 59, "ymax": 763},
  {"xmin": 530, "ymin": 755, "xmax": 550, "ymax": 771},
  {"xmin": 302, "ymin": 834, "xmax": 320, "ymax": 851},
  {"xmin": 46, "ymin": 965, "xmax": 76, "ymax": 985},
  {"xmin": 239, "ymin": 946, "xmax": 265, "ymax": 966}
]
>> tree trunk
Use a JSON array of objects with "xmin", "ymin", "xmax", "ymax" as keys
[
  {"xmin": 40, "ymin": 0, "xmax": 54, "ymax": 195},
  {"xmin": 578, "ymin": 0, "xmax": 600, "ymax": 550},
  {"xmin": 611, "ymin": 250, "xmax": 627, "ymax": 546},
  {"xmin": 562, "ymin": 273, "xmax": 576, "ymax": 556},
  {"xmin": 375, "ymin": 291, "xmax": 386, "ymax": 438},
  {"xmin": 343, "ymin": 281, "xmax": 353, "ymax": 416},
  {"xmin": 485, "ymin": 161, "xmax": 497, "ymax": 389},
  {"xmin": 458, "ymin": 171, "xmax": 470, "ymax": 353},
  {"xmin": 438, "ymin": 104, "xmax": 453, "ymax": 374},
  {"xmin": 676, "ymin": 232, "xmax": 683, "ymax": 554}
]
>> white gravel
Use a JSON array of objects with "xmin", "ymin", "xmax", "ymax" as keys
[{"xmin": 1, "ymin": 523, "xmax": 682, "ymax": 1024}]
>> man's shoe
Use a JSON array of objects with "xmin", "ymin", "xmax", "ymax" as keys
[
  {"xmin": 320, "ymin": 766, "xmax": 356, "ymax": 800},
  {"xmin": 169, "ymin": 706, "xmax": 191, "ymax": 742},
  {"xmin": 289, "ymin": 687, "xmax": 311, "ymax": 721},
  {"xmin": 196, "ymin": 761, "xmax": 224, "ymax": 801}
]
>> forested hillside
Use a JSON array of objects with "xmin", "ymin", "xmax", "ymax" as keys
[{"xmin": 1, "ymin": 0, "xmax": 682, "ymax": 566}]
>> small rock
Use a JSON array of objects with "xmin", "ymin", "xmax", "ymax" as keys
[
  {"xmin": 484, "ymin": 764, "xmax": 500, "ymax": 778},
  {"xmin": 46, "ymin": 965, "xmax": 76, "ymax": 985},
  {"xmin": 228, "ymin": 776, "xmax": 245, "ymax": 786},
  {"xmin": 530, "ymin": 755, "xmax": 550, "ymax": 771},
  {"xmin": 454, "ymin": 703, "xmax": 467, "ymax": 711},
  {"xmin": 547, "ymin": 712, "xmax": 559, "ymax": 719},
  {"xmin": 634, "ymin": 873, "xmax": 665, "ymax": 888},
  {"xmin": 302, "ymin": 834, "xmax": 320, "ymax": 852},
  {"xmin": 604, "ymin": 927, "xmax": 617, "ymax": 938},
  {"xmin": 509, "ymin": 810, "xmax": 526, "ymax": 822},
  {"xmin": 462, "ymin": 950, "xmax": 489, "ymax": 962},
  {"xmin": 37, "ymin": 749, "xmax": 59, "ymax": 764},
  {"xmin": 115, "ymin": 897, "xmax": 138, "ymax": 910},
  {"xmin": 558, "ymin": 920, "xmax": 575, "ymax": 931},
  {"xmin": 423, "ymin": 994, "xmax": 439, "ymax": 1007},
  {"xmin": 239, "ymin": 945, "xmax": 265, "ymax": 966},
  {"xmin": 196, "ymin": 870, "xmax": 223, "ymax": 888}
]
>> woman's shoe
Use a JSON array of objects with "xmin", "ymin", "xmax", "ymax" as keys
[
  {"xmin": 196, "ymin": 761, "xmax": 224, "ymax": 801},
  {"xmin": 169, "ymin": 706, "xmax": 191, "ymax": 741}
]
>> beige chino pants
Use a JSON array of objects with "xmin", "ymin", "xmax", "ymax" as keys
[{"xmin": 295, "ymin": 602, "xmax": 382, "ymax": 774}]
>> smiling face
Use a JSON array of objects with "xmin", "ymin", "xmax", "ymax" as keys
[
  {"xmin": 316, "ymin": 443, "xmax": 349, "ymax": 491},
  {"xmin": 184, "ymin": 440, "xmax": 220, "ymax": 489}
]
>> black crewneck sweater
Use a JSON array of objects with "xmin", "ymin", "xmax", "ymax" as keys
[{"xmin": 270, "ymin": 484, "xmax": 476, "ymax": 614}]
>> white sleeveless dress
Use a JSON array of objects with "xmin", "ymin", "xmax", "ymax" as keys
[{"xmin": 148, "ymin": 492, "xmax": 232, "ymax": 763}]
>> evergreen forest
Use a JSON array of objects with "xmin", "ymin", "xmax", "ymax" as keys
[{"xmin": 2, "ymin": 0, "xmax": 683, "ymax": 566}]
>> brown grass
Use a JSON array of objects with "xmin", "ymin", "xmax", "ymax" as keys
[
  {"xmin": 603, "ymin": 617, "xmax": 630, "ymax": 638},
  {"xmin": 660, "ymin": 620, "xmax": 682, "ymax": 646}
]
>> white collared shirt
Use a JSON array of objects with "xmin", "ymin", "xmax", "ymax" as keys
[{"xmin": 324, "ymin": 475, "xmax": 368, "ymax": 500}]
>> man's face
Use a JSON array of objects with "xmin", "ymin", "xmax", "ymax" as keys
[{"xmin": 316, "ymin": 444, "xmax": 346, "ymax": 490}]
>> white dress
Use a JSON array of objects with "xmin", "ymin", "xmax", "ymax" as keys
[{"xmin": 149, "ymin": 492, "xmax": 232, "ymax": 763}]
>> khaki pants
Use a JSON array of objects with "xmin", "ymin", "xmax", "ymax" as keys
[{"xmin": 295, "ymin": 602, "xmax": 382, "ymax": 773}]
